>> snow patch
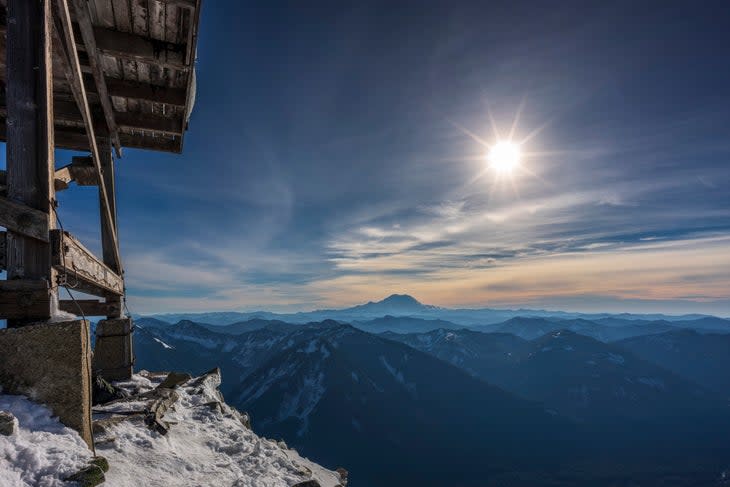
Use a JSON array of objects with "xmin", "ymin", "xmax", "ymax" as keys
[
  {"xmin": 379, "ymin": 356, "xmax": 405, "ymax": 384},
  {"xmin": 152, "ymin": 337, "xmax": 174, "ymax": 350},
  {"xmin": 0, "ymin": 393, "xmax": 92, "ymax": 487},
  {"xmin": 277, "ymin": 370, "xmax": 327, "ymax": 436},
  {"xmin": 96, "ymin": 373, "xmax": 341, "ymax": 487},
  {"xmin": 165, "ymin": 331, "xmax": 218, "ymax": 349}
]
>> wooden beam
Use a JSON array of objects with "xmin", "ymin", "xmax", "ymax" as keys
[
  {"xmin": 54, "ymin": 156, "xmax": 97, "ymax": 190},
  {"xmin": 156, "ymin": 0, "xmax": 197, "ymax": 9},
  {"xmin": 5, "ymin": 0, "xmax": 56, "ymax": 324},
  {"xmin": 118, "ymin": 133, "xmax": 180, "ymax": 153},
  {"xmin": 0, "ymin": 97, "xmax": 95, "ymax": 129},
  {"xmin": 53, "ymin": 0, "xmax": 123, "ymax": 275},
  {"xmin": 69, "ymin": 0, "xmax": 121, "ymax": 157},
  {"xmin": 98, "ymin": 140, "xmax": 117, "ymax": 272},
  {"xmin": 179, "ymin": 0, "xmax": 201, "ymax": 147},
  {"xmin": 50, "ymin": 229, "xmax": 123, "ymax": 296},
  {"xmin": 1, "ymin": 98, "xmax": 182, "ymax": 136},
  {"xmin": 53, "ymin": 165, "xmax": 72, "ymax": 190},
  {"xmin": 58, "ymin": 298, "xmax": 119, "ymax": 317},
  {"xmin": 0, "ymin": 118, "xmax": 182, "ymax": 152},
  {"xmin": 103, "ymin": 78, "xmax": 187, "ymax": 106},
  {"xmin": 93, "ymin": 26, "xmax": 188, "ymax": 71},
  {"xmin": 0, "ymin": 231, "xmax": 6, "ymax": 271},
  {"xmin": 115, "ymin": 111, "xmax": 184, "ymax": 136},
  {"xmin": 98, "ymin": 138, "xmax": 123, "ymax": 318},
  {"xmin": 0, "ymin": 280, "xmax": 52, "ymax": 321},
  {"xmin": 0, "ymin": 196, "xmax": 51, "ymax": 242},
  {"xmin": 1, "ymin": 90, "xmax": 182, "ymax": 135}
]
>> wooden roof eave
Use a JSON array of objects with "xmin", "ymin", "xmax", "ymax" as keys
[{"xmin": 0, "ymin": 0, "xmax": 201, "ymax": 154}]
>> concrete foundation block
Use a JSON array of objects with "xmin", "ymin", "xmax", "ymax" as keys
[
  {"xmin": 0, "ymin": 320, "xmax": 93, "ymax": 449},
  {"xmin": 93, "ymin": 317, "xmax": 134, "ymax": 382}
]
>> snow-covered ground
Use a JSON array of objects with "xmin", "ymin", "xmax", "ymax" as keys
[
  {"xmin": 95, "ymin": 371, "xmax": 343, "ymax": 487},
  {"xmin": 0, "ymin": 393, "xmax": 93, "ymax": 487},
  {"xmin": 0, "ymin": 371, "xmax": 343, "ymax": 487}
]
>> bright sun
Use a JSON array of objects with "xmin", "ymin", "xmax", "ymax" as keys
[{"xmin": 487, "ymin": 141, "xmax": 521, "ymax": 173}]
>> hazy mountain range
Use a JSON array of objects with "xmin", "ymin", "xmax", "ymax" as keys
[
  {"xmin": 133, "ymin": 294, "xmax": 730, "ymax": 486},
  {"xmin": 148, "ymin": 293, "xmax": 726, "ymax": 328}
]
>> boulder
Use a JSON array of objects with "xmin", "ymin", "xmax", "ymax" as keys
[
  {"xmin": 64, "ymin": 464, "xmax": 105, "ymax": 486},
  {"xmin": 292, "ymin": 481, "xmax": 321, "ymax": 487},
  {"xmin": 90, "ymin": 456, "xmax": 110, "ymax": 473},
  {"xmin": 92, "ymin": 375, "xmax": 129, "ymax": 405},
  {"xmin": 157, "ymin": 371, "xmax": 192, "ymax": 389},
  {"xmin": 0, "ymin": 411, "xmax": 17, "ymax": 436},
  {"xmin": 336, "ymin": 467, "xmax": 349, "ymax": 485}
]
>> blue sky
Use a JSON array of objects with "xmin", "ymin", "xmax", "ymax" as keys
[{"xmin": 3, "ymin": 1, "xmax": 730, "ymax": 314}]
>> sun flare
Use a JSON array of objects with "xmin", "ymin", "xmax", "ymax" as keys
[{"xmin": 488, "ymin": 141, "xmax": 521, "ymax": 173}]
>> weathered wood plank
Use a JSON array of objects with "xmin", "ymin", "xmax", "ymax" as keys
[
  {"xmin": 0, "ymin": 231, "xmax": 6, "ymax": 271},
  {"xmin": 0, "ymin": 196, "xmax": 51, "ymax": 242},
  {"xmin": 115, "ymin": 110, "xmax": 183, "ymax": 135},
  {"xmin": 93, "ymin": 26, "xmax": 188, "ymax": 71},
  {"xmin": 2, "ymin": 98, "xmax": 182, "ymax": 135},
  {"xmin": 58, "ymin": 298, "xmax": 120, "ymax": 317},
  {"xmin": 178, "ymin": 0, "xmax": 199, "ymax": 143},
  {"xmin": 0, "ymin": 280, "xmax": 52, "ymax": 320},
  {"xmin": 70, "ymin": 0, "xmax": 122, "ymax": 157},
  {"xmin": 0, "ymin": 117, "xmax": 182, "ymax": 153},
  {"xmin": 54, "ymin": 0, "xmax": 123, "ymax": 274},
  {"xmin": 90, "ymin": 0, "xmax": 115, "ymax": 29},
  {"xmin": 98, "ymin": 140, "xmax": 118, "ymax": 272},
  {"xmin": 154, "ymin": 0, "xmax": 196, "ymax": 9},
  {"xmin": 50, "ymin": 229, "xmax": 124, "ymax": 296},
  {"xmin": 104, "ymin": 77, "xmax": 187, "ymax": 106},
  {"xmin": 131, "ymin": 0, "xmax": 149, "ymax": 38},
  {"xmin": 148, "ymin": 0, "xmax": 165, "ymax": 42},
  {"xmin": 111, "ymin": 0, "xmax": 133, "ymax": 33},
  {"xmin": 54, "ymin": 156, "xmax": 98, "ymax": 190},
  {"xmin": 5, "ymin": 0, "xmax": 57, "ymax": 325},
  {"xmin": 163, "ymin": 1, "xmax": 180, "ymax": 44},
  {"xmin": 54, "ymin": 165, "xmax": 73, "ymax": 190},
  {"xmin": 98, "ymin": 137, "xmax": 123, "ymax": 317}
]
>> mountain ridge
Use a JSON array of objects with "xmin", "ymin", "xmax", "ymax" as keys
[{"xmin": 146, "ymin": 294, "xmax": 726, "ymax": 327}]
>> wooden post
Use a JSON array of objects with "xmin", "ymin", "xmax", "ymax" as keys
[
  {"xmin": 5, "ymin": 0, "xmax": 56, "ymax": 326},
  {"xmin": 98, "ymin": 138, "xmax": 122, "ymax": 318}
]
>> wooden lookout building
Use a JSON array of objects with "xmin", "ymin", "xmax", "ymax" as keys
[{"xmin": 0, "ymin": 0, "xmax": 202, "ymax": 447}]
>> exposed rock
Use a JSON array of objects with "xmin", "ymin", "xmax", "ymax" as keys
[
  {"xmin": 157, "ymin": 371, "xmax": 192, "ymax": 389},
  {"xmin": 64, "ymin": 464, "xmax": 105, "ymax": 486},
  {"xmin": 202, "ymin": 400, "xmax": 223, "ymax": 412},
  {"xmin": 239, "ymin": 410, "xmax": 252, "ymax": 429},
  {"xmin": 292, "ymin": 480, "xmax": 321, "ymax": 487},
  {"xmin": 91, "ymin": 372, "xmax": 342, "ymax": 486},
  {"xmin": 336, "ymin": 467, "xmax": 349, "ymax": 485},
  {"xmin": 144, "ymin": 389, "xmax": 180, "ymax": 435},
  {"xmin": 0, "ymin": 410, "xmax": 17, "ymax": 436},
  {"xmin": 92, "ymin": 375, "xmax": 129, "ymax": 405},
  {"xmin": 90, "ymin": 456, "xmax": 110, "ymax": 473},
  {"xmin": 93, "ymin": 415, "xmax": 141, "ymax": 436}
]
